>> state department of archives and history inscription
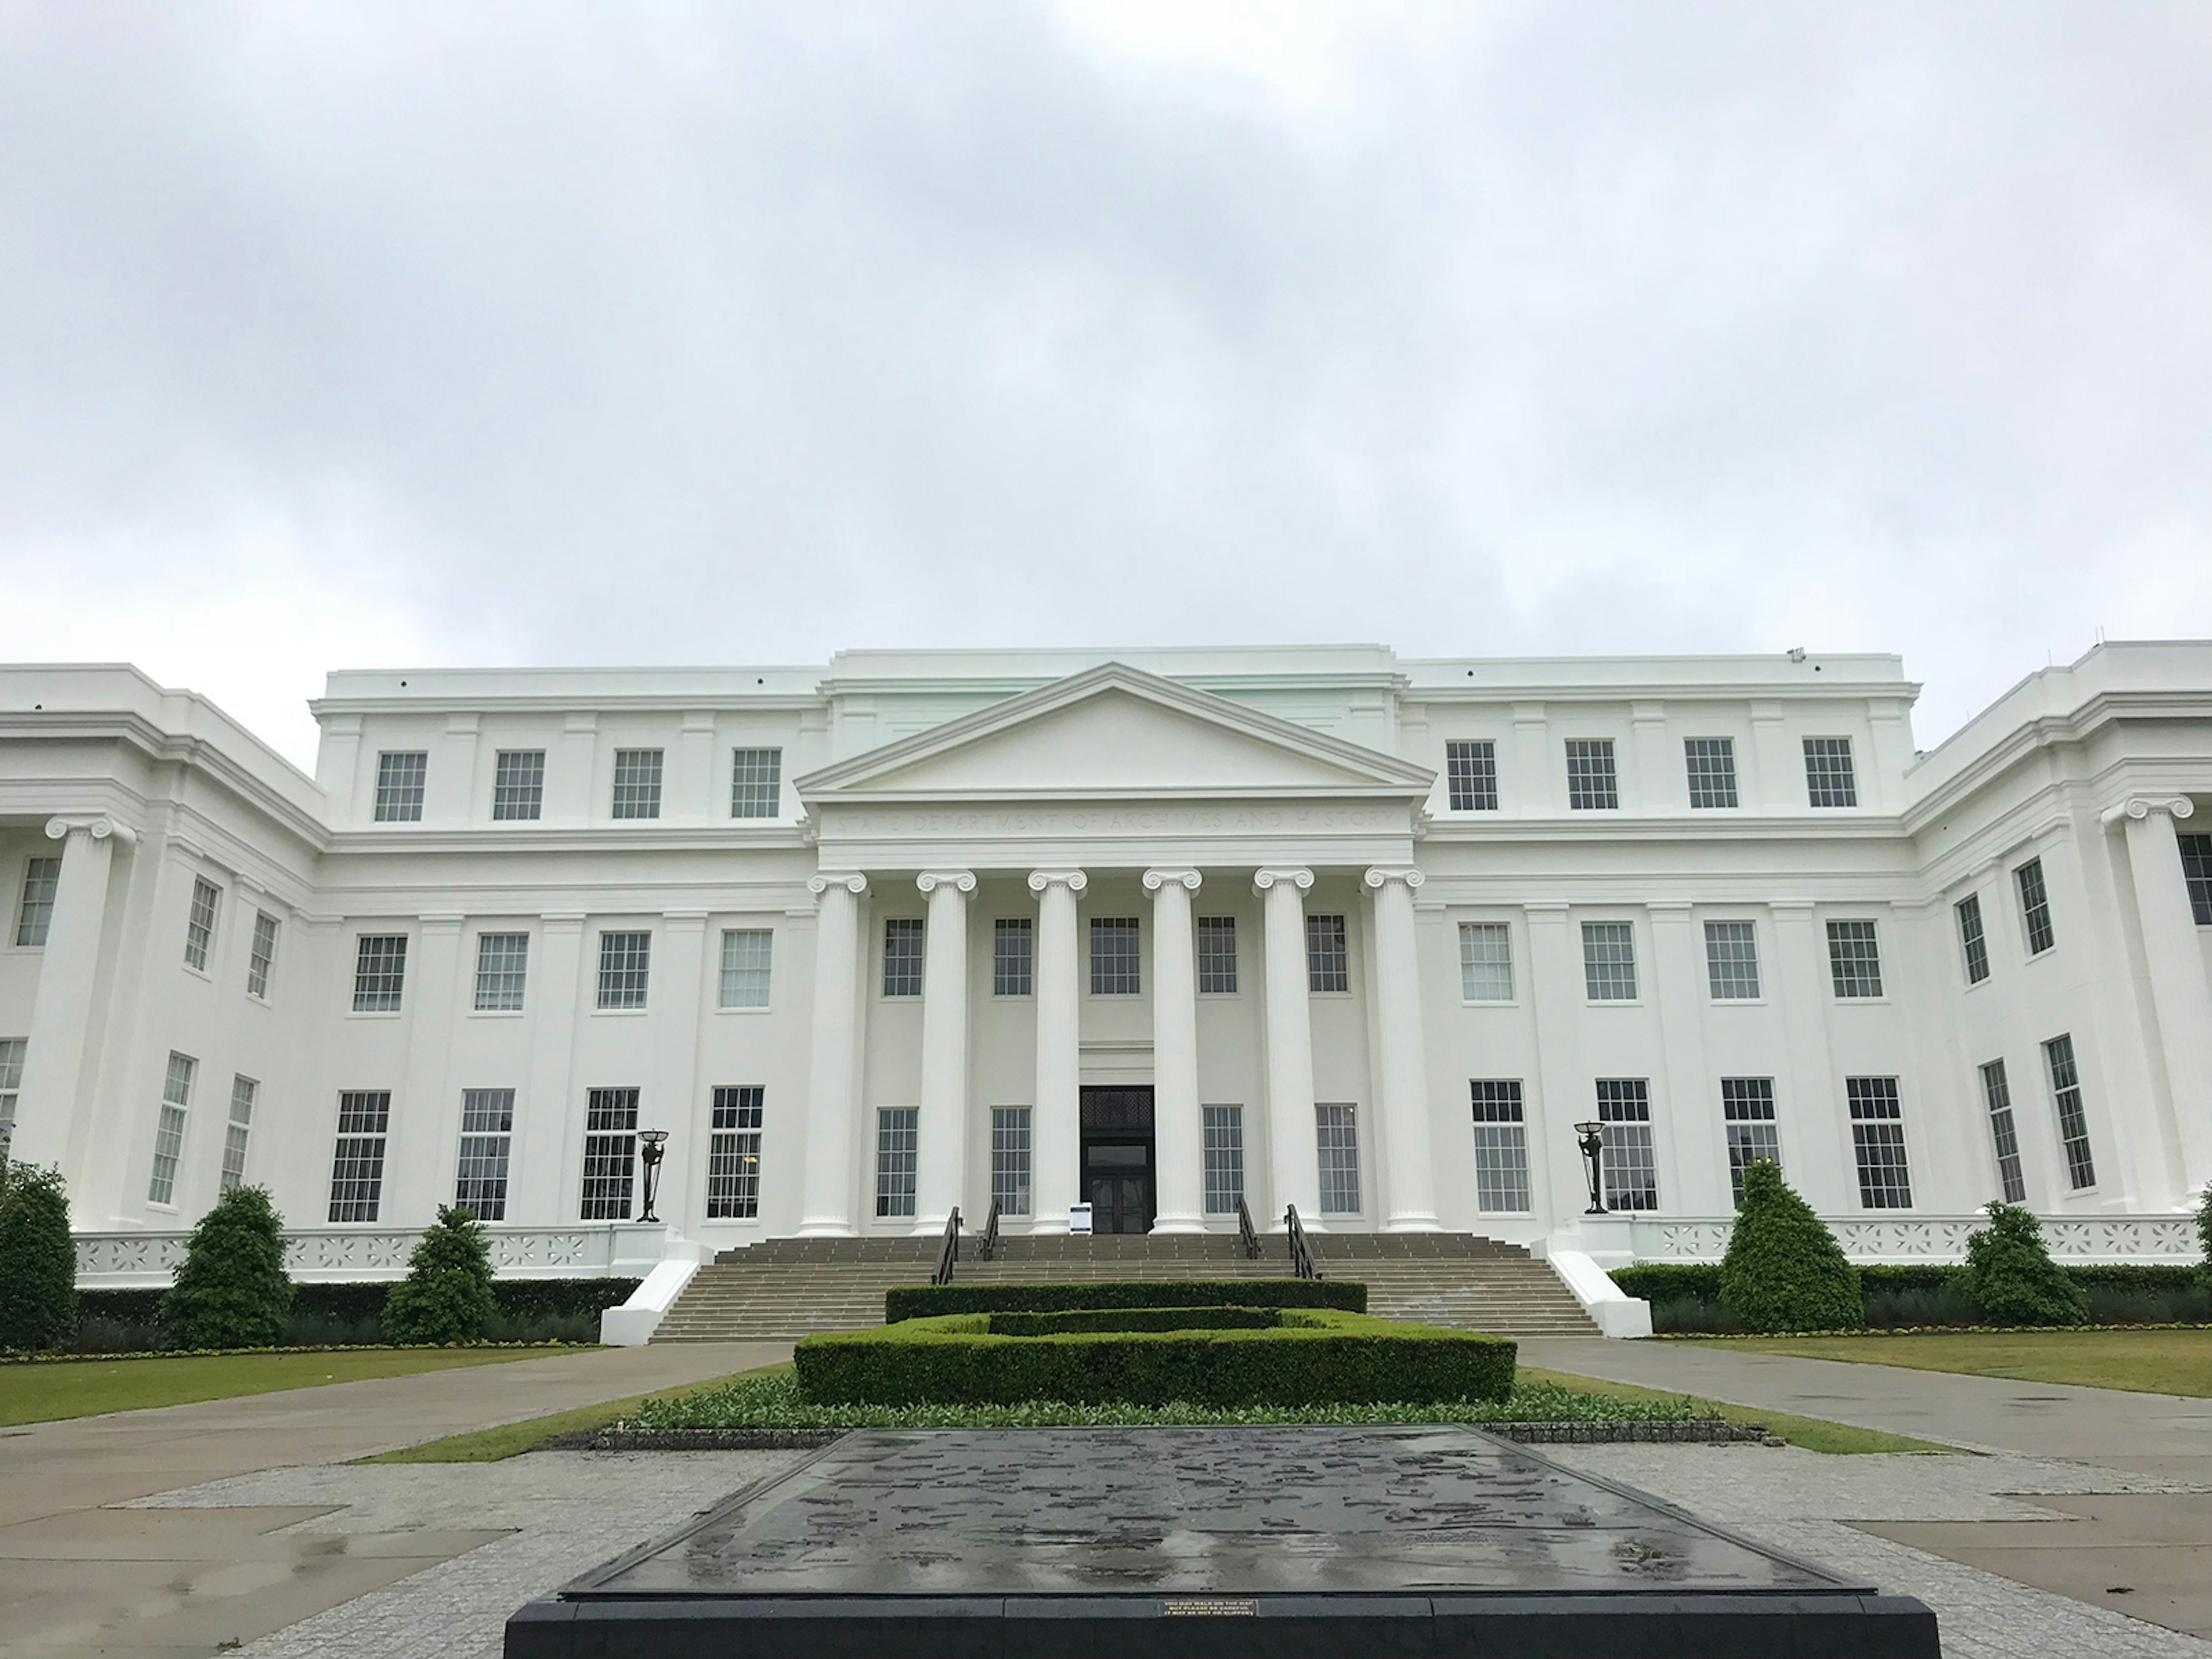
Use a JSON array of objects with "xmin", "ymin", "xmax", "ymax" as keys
[{"xmin": 840, "ymin": 804, "xmax": 1410, "ymax": 837}]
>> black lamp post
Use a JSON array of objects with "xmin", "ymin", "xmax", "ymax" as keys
[
  {"xmin": 1573, "ymin": 1120, "xmax": 1607, "ymax": 1215},
  {"xmin": 638, "ymin": 1129, "xmax": 669, "ymax": 1224}
]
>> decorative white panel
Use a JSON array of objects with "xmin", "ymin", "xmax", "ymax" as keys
[
  {"xmin": 1627, "ymin": 1214, "xmax": 2199, "ymax": 1265},
  {"xmin": 75, "ymin": 1225, "xmax": 634, "ymax": 1288}
]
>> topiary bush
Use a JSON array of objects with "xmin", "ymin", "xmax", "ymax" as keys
[
  {"xmin": 1717, "ymin": 1161, "xmax": 1863, "ymax": 1332},
  {"xmin": 161, "ymin": 1186, "xmax": 294, "ymax": 1349},
  {"xmin": 0, "ymin": 1162, "xmax": 80, "ymax": 1352},
  {"xmin": 2199, "ymin": 1181, "xmax": 2212, "ymax": 1288},
  {"xmin": 1961, "ymin": 1202, "xmax": 2089, "ymax": 1326},
  {"xmin": 382, "ymin": 1205, "xmax": 498, "ymax": 1344}
]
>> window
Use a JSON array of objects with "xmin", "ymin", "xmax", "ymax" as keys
[
  {"xmin": 1703, "ymin": 921, "xmax": 1761, "ymax": 1000},
  {"xmin": 876, "ymin": 1107, "xmax": 918, "ymax": 1217},
  {"xmin": 1306, "ymin": 913, "xmax": 1349, "ymax": 993},
  {"xmin": 0, "ymin": 1037, "xmax": 24, "ymax": 1161},
  {"xmin": 471, "ymin": 933, "xmax": 529, "ymax": 1012},
  {"xmin": 2015, "ymin": 858, "xmax": 2055, "ymax": 956},
  {"xmin": 454, "ymin": 1088, "xmax": 514, "ymax": 1220},
  {"xmin": 1469, "ymin": 1081, "xmax": 1530, "ymax": 1213},
  {"xmin": 2181, "ymin": 834, "xmax": 2212, "ymax": 926},
  {"xmin": 1595, "ymin": 1080, "xmax": 1658, "ymax": 1211},
  {"xmin": 353, "ymin": 935, "xmax": 408, "ymax": 1012},
  {"xmin": 1315, "ymin": 1103, "xmax": 1361, "ymax": 1214},
  {"xmin": 1090, "ymin": 916, "xmax": 1141, "ymax": 995},
  {"xmin": 2043, "ymin": 1034, "xmax": 2096, "ymax": 1191},
  {"xmin": 611, "ymin": 748, "xmax": 662, "ymax": 819},
  {"xmin": 990, "ymin": 1105, "xmax": 1032, "ymax": 1217},
  {"xmin": 882, "ymin": 918, "xmax": 925, "ymax": 997},
  {"xmin": 328, "ymin": 1090, "xmax": 391, "ymax": 1222},
  {"xmin": 147, "ymin": 1052, "xmax": 194, "ymax": 1206},
  {"xmin": 1202, "ymin": 1105, "xmax": 1244, "ymax": 1214},
  {"xmin": 184, "ymin": 877, "xmax": 220, "ymax": 971},
  {"xmin": 14, "ymin": 857, "xmax": 59, "ymax": 946},
  {"xmin": 1684, "ymin": 738, "xmax": 1738, "ymax": 809},
  {"xmin": 1847, "ymin": 1077, "xmax": 1912, "ymax": 1208},
  {"xmin": 1979, "ymin": 1060, "xmax": 2027, "ymax": 1205},
  {"xmin": 1459, "ymin": 923, "xmax": 1514, "ymax": 1001},
  {"xmin": 246, "ymin": 910, "xmax": 279, "ymax": 999},
  {"xmin": 579, "ymin": 1088, "xmax": 640, "ymax": 1219},
  {"xmin": 1581, "ymin": 921, "xmax": 1638, "ymax": 1001},
  {"xmin": 374, "ymin": 751, "xmax": 427, "ymax": 821},
  {"xmin": 1825, "ymin": 919, "xmax": 1883, "ymax": 998},
  {"xmin": 492, "ymin": 749, "xmax": 546, "ymax": 820},
  {"xmin": 1445, "ymin": 740, "xmax": 1498, "ymax": 811},
  {"xmin": 1566, "ymin": 738, "xmax": 1619, "ymax": 810},
  {"xmin": 707, "ymin": 1086, "xmax": 765, "ymax": 1219},
  {"xmin": 1804, "ymin": 737, "xmax": 1857, "ymax": 807},
  {"xmin": 1956, "ymin": 893, "xmax": 1990, "ymax": 986},
  {"xmin": 730, "ymin": 748, "xmax": 782, "ymax": 818},
  {"xmin": 992, "ymin": 918, "xmax": 1032, "ymax": 997},
  {"xmin": 1197, "ymin": 916, "xmax": 1238, "ymax": 994},
  {"xmin": 719, "ymin": 929, "xmax": 773, "ymax": 1008},
  {"xmin": 597, "ymin": 931, "xmax": 652, "ymax": 1010},
  {"xmin": 219, "ymin": 1075, "xmax": 256, "ymax": 1194},
  {"xmin": 1720, "ymin": 1078, "xmax": 1779, "ymax": 1205}
]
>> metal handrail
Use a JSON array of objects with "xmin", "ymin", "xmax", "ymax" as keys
[
  {"xmin": 978, "ymin": 1197, "xmax": 1002, "ymax": 1262},
  {"xmin": 930, "ymin": 1206, "xmax": 963, "ymax": 1286},
  {"xmin": 1284, "ymin": 1203, "xmax": 1324, "ymax": 1280},
  {"xmin": 1235, "ymin": 1195, "xmax": 1263, "ymax": 1260}
]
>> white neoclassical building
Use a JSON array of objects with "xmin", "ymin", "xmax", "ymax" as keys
[{"xmin": 3, "ymin": 643, "xmax": 2209, "ymax": 1286}]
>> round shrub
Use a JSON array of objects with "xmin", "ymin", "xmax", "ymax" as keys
[
  {"xmin": 1718, "ymin": 1161, "xmax": 1863, "ymax": 1332},
  {"xmin": 382, "ymin": 1205, "xmax": 497, "ymax": 1344},
  {"xmin": 161, "ymin": 1185, "xmax": 294, "ymax": 1349},
  {"xmin": 2198, "ymin": 1180, "xmax": 2212, "ymax": 1288},
  {"xmin": 0, "ymin": 1162, "xmax": 80, "ymax": 1352},
  {"xmin": 1962, "ymin": 1202, "xmax": 2088, "ymax": 1326}
]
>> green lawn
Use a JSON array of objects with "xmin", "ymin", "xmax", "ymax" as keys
[
  {"xmin": 369, "ymin": 1362, "xmax": 796, "ymax": 1462},
  {"xmin": 1518, "ymin": 1365, "xmax": 1953, "ymax": 1455},
  {"xmin": 1700, "ymin": 1328, "xmax": 2212, "ymax": 1397}
]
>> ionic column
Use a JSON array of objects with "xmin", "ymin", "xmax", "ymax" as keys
[
  {"xmin": 914, "ymin": 870, "xmax": 976, "ymax": 1232},
  {"xmin": 1028, "ymin": 869, "xmax": 1087, "ymax": 1232},
  {"xmin": 10, "ymin": 816, "xmax": 131, "ymax": 1180},
  {"xmin": 1255, "ymin": 866, "xmax": 1320, "ymax": 1226},
  {"xmin": 1365, "ymin": 866, "xmax": 1439, "ymax": 1232},
  {"xmin": 1145, "ymin": 868, "xmax": 1205, "ymax": 1233},
  {"xmin": 798, "ymin": 872, "xmax": 869, "ymax": 1237},
  {"xmin": 2115, "ymin": 797, "xmax": 2212, "ymax": 1189}
]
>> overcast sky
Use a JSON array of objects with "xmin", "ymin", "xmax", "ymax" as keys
[{"xmin": 2, "ymin": 1, "xmax": 2205, "ymax": 768}]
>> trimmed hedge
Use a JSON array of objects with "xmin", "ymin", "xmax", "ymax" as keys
[
  {"xmin": 885, "ymin": 1279, "xmax": 1366, "ymax": 1322},
  {"xmin": 991, "ymin": 1306, "xmax": 1283, "ymax": 1336},
  {"xmin": 70, "ymin": 1277, "xmax": 641, "ymax": 1351},
  {"xmin": 799, "ymin": 1309, "xmax": 1514, "ymax": 1407},
  {"xmin": 1961, "ymin": 1203, "xmax": 2088, "ymax": 1327},
  {"xmin": 1718, "ymin": 1162, "xmax": 1862, "ymax": 1332},
  {"xmin": 1615, "ymin": 1260, "xmax": 2209, "ymax": 1333}
]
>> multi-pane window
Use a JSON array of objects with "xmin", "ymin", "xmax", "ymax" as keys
[
  {"xmin": 876, "ymin": 1107, "xmax": 918, "ymax": 1217},
  {"xmin": 1684, "ymin": 738, "xmax": 1739, "ymax": 809},
  {"xmin": 247, "ymin": 910, "xmax": 280, "ymax": 999},
  {"xmin": 990, "ymin": 1105, "xmax": 1032, "ymax": 1217},
  {"xmin": 707, "ymin": 1086, "xmax": 765, "ymax": 1219},
  {"xmin": 991, "ymin": 918, "xmax": 1032, "ymax": 997},
  {"xmin": 1565, "ymin": 738, "xmax": 1619, "ymax": 810},
  {"xmin": 328, "ymin": 1090, "xmax": 391, "ymax": 1222},
  {"xmin": 1315, "ymin": 1103, "xmax": 1361, "ymax": 1214},
  {"xmin": 1956, "ymin": 893, "xmax": 1990, "ymax": 986},
  {"xmin": 611, "ymin": 748, "xmax": 663, "ymax": 819},
  {"xmin": 1469, "ymin": 1081, "xmax": 1530, "ymax": 1213},
  {"xmin": 1720, "ymin": 1078, "xmax": 1780, "ymax": 1205},
  {"xmin": 353, "ymin": 934, "xmax": 408, "ymax": 1012},
  {"xmin": 1197, "ymin": 917, "xmax": 1238, "ymax": 994},
  {"xmin": 491, "ymin": 749, "xmax": 546, "ymax": 820},
  {"xmin": 882, "ymin": 918, "xmax": 925, "ymax": 997},
  {"xmin": 2181, "ymin": 833, "xmax": 2212, "ymax": 926},
  {"xmin": 14, "ymin": 856, "xmax": 59, "ymax": 946},
  {"xmin": 219, "ymin": 1074, "xmax": 256, "ymax": 1194},
  {"xmin": 1804, "ymin": 737, "xmax": 1857, "ymax": 807},
  {"xmin": 184, "ymin": 877, "xmax": 221, "ymax": 971},
  {"xmin": 148, "ymin": 1052, "xmax": 194, "ymax": 1205},
  {"xmin": 579, "ymin": 1088, "xmax": 640, "ymax": 1219},
  {"xmin": 1825, "ymin": 919, "xmax": 1884, "ymax": 998},
  {"xmin": 2043, "ymin": 1033, "xmax": 2096, "ymax": 1191},
  {"xmin": 2015, "ymin": 858, "xmax": 2055, "ymax": 956},
  {"xmin": 474, "ymin": 933, "xmax": 529, "ymax": 1012},
  {"xmin": 597, "ymin": 931, "xmax": 652, "ymax": 1009},
  {"xmin": 1459, "ymin": 922, "xmax": 1514, "ymax": 1001},
  {"xmin": 730, "ymin": 748, "xmax": 782, "ymax": 818},
  {"xmin": 719, "ymin": 929, "xmax": 773, "ymax": 1008},
  {"xmin": 1979, "ymin": 1059, "xmax": 2027, "ymax": 1205},
  {"xmin": 1703, "ymin": 921, "xmax": 1761, "ymax": 1000},
  {"xmin": 1445, "ymin": 740, "xmax": 1498, "ymax": 811},
  {"xmin": 0, "ymin": 1037, "xmax": 24, "ymax": 1160},
  {"xmin": 1846, "ymin": 1077, "xmax": 1912, "ymax": 1208},
  {"xmin": 1595, "ymin": 1080, "xmax": 1658, "ymax": 1211},
  {"xmin": 1202, "ymin": 1105, "xmax": 1244, "ymax": 1214},
  {"xmin": 1306, "ymin": 914, "xmax": 1349, "ymax": 993},
  {"xmin": 1582, "ymin": 921, "xmax": 1638, "ymax": 1001},
  {"xmin": 374, "ymin": 750, "xmax": 427, "ymax": 822},
  {"xmin": 1090, "ymin": 916, "xmax": 1141, "ymax": 995},
  {"xmin": 454, "ymin": 1088, "xmax": 514, "ymax": 1220}
]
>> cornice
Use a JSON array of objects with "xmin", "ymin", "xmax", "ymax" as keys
[
  {"xmin": 320, "ymin": 827, "xmax": 813, "ymax": 856},
  {"xmin": 1903, "ymin": 688, "xmax": 2212, "ymax": 831}
]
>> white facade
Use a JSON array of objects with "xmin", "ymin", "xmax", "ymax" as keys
[{"xmin": 4, "ymin": 643, "xmax": 2209, "ymax": 1273}]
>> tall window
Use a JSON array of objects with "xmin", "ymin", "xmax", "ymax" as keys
[
  {"xmin": 991, "ymin": 918, "xmax": 1032, "ymax": 997},
  {"xmin": 247, "ymin": 910, "xmax": 280, "ymax": 999},
  {"xmin": 730, "ymin": 748, "xmax": 782, "ymax": 817},
  {"xmin": 1581, "ymin": 921, "xmax": 1638, "ymax": 1001},
  {"xmin": 219, "ymin": 1075, "xmax": 256, "ymax": 1194},
  {"xmin": 1459, "ymin": 922, "xmax": 1513, "ymax": 1001},
  {"xmin": 1846, "ymin": 1077, "xmax": 1912, "ymax": 1208},
  {"xmin": 1565, "ymin": 738, "xmax": 1619, "ymax": 810},
  {"xmin": 1703, "ymin": 921, "xmax": 1761, "ymax": 1000},
  {"xmin": 1720, "ymin": 1078, "xmax": 1779, "ymax": 1205},
  {"xmin": 353, "ymin": 935, "xmax": 408, "ymax": 1012},
  {"xmin": 876, "ymin": 1107, "xmax": 918, "ymax": 1217},
  {"xmin": 474, "ymin": 933, "xmax": 529, "ymax": 1011},
  {"xmin": 454, "ymin": 1088, "xmax": 514, "ymax": 1219},
  {"xmin": 1315, "ymin": 1103, "xmax": 1361, "ymax": 1214},
  {"xmin": 1202, "ymin": 1105, "xmax": 1244, "ymax": 1214},
  {"xmin": 374, "ymin": 751, "xmax": 427, "ymax": 821},
  {"xmin": 1197, "ymin": 917, "xmax": 1238, "ymax": 993},
  {"xmin": 1090, "ymin": 916, "xmax": 1141, "ymax": 994},
  {"xmin": 1979, "ymin": 1059, "xmax": 2027, "ymax": 1204},
  {"xmin": 597, "ymin": 931, "xmax": 652, "ymax": 1009},
  {"xmin": 328, "ymin": 1090, "xmax": 392, "ymax": 1222},
  {"xmin": 1469, "ymin": 1081, "xmax": 1530, "ymax": 1213},
  {"xmin": 149, "ymin": 1052, "xmax": 195, "ymax": 1205},
  {"xmin": 882, "ymin": 918, "xmax": 925, "ymax": 997},
  {"xmin": 1445, "ymin": 740, "xmax": 1498, "ymax": 811},
  {"xmin": 990, "ymin": 1105, "xmax": 1032, "ymax": 1216},
  {"xmin": 184, "ymin": 877, "xmax": 221, "ymax": 971},
  {"xmin": 1956, "ymin": 893, "xmax": 1990, "ymax": 986},
  {"xmin": 580, "ymin": 1088, "xmax": 640, "ymax": 1218},
  {"xmin": 611, "ymin": 748, "xmax": 663, "ymax": 819},
  {"xmin": 2181, "ymin": 833, "xmax": 2212, "ymax": 926},
  {"xmin": 0, "ymin": 1037, "xmax": 25, "ymax": 1160},
  {"xmin": 2043, "ymin": 1033, "xmax": 2096, "ymax": 1191},
  {"xmin": 1825, "ymin": 919, "xmax": 1884, "ymax": 998},
  {"xmin": 719, "ymin": 929, "xmax": 773, "ymax": 1008},
  {"xmin": 1595, "ymin": 1080, "xmax": 1657, "ymax": 1210},
  {"xmin": 492, "ymin": 749, "xmax": 546, "ymax": 820},
  {"xmin": 14, "ymin": 856, "xmax": 58, "ymax": 946},
  {"xmin": 2015, "ymin": 858, "xmax": 2055, "ymax": 956},
  {"xmin": 707, "ymin": 1086, "xmax": 765, "ymax": 1219},
  {"xmin": 1306, "ymin": 914, "xmax": 1349, "ymax": 992},
  {"xmin": 1684, "ymin": 737, "xmax": 1739, "ymax": 808},
  {"xmin": 1804, "ymin": 737, "xmax": 1857, "ymax": 807}
]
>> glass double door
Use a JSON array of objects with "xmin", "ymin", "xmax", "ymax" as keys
[{"xmin": 1080, "ymin": 1086, "xmax": 1156, "ymax": 1234}]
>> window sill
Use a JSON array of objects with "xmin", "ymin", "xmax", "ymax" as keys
[
  {"xmin": 146, "ymin": 1202, "xmax": 180, "ymax": 1215},
  {"xmin": 714, "ymin": 1003, "xmax": 772, "ymax": 1016},
  {"xmin": 1585, "ymin": 998, "xmax": 1645, "ymax": 1009},
  {"xmin": 1831, "ymin": 997, "xmax": 1892, "ymax": 1007},
  {"xmin": 181, "ymin": 964, "xmax": 212, "ymax": 983},
  {"xmin": 1708, "ymin": 998, "xmax": 1767, "ymax": 1008},
  {"xmin": 346, "ymin": 1009, "xmax": 404, "ymax": 1020},
  {"xmin": 1460, "ymin": 999, "xmax": 1519, "ymax": 1009},
  {"xmin": 469, "ymin": 1008, "xmax": 527, "ymax": 1018},
  {"xmin": 592, "ymin": 1006, "xmax": 650, "ymax": 1017}
]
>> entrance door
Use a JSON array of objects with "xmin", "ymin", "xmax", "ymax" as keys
[{"xmin": 1080, "ymin": 1086, "xmax": 1155, "ymax": 1235}]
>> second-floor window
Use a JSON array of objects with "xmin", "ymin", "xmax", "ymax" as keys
[
  {"xmin": 612, "ymin": 749, "xmax": 663, "ymax": 819},
  {"xmin": 475, "ymin": 933, "xmax": 530, "ymax": 1011},
  {"xmin": 1459, "ymin": 922, "xmax": 1513, "ymax": 1001},
  {"xmin": 1581, "ymin": 921, "xmax": 1637, "ymax": 1001},
  {"xmin": 1956, "ymin": 892, "xmax": 1990, "ymax": 984},
  {"xmin": 184, "ymin": 877, "xmax": 221, "ymax": 971},
  {"xmin": 719, "ymin": 929, "xmax": 773, "ymax": 1007},
  {"xmin": 1565, "ymin": 739, "xmax": 1619, "ymax": 810},
  {"xmin": 1445, "ymin": 740, "xmax": 1498, "ymax": 810},
  {"xmin": 993, "ymin": 918, "xmax": 1032, "ymax": 997},
  {"xmin": 353, "ymin": 935, "xmax": 408, "ymax": 1012},
  {"xmin": 14, "ymin": 857, "xmax": 58, "ymax": 946},
  {"xmin": 247, "ymin": 910, "xmax": 280, "ymax": 998},
  {"xmin": 597, "ymin": 931, "xmax": 652, "ymax": 1009},
  {"xmin": 1090, "ymin": 917, "xmax": 1141, "ymax": 995},
  {"xmin": 1306, "ymin": 914, "xmax": 1349, "ymax": 993},
  {"xmin": 2181, "ymin": 833, "xmax": 2212, "ymax": 926},
  {"xmin": 882, "ymin": 918, "xmax": 923, "ymax": 997},
  {"xmin": 2015, "ymin": 858, "xmax": 2055, "ymax": 955},
  {"xmin": 493, "ymin": 750, "xmax": 546, "ymax": 820},
  {"xmin": 1826, "ymin": 919, "xmax": 1884, "ymax": 998},
  {"xmin": 1703, "ymin": 921, "xmax": 1760, "ymax": 1000},
  {"xmin": 374, "ymin": 751, "xmax": 427, "ymax": 821},
  {"xmin": 1196, "ymin": 917, "xmax": 1238, "ymax": 993}
]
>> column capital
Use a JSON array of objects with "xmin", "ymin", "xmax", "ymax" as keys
[
  {"xmin": 2109, "ymin": 794, "xmax": 2196, "ymax": 826},
  {"xmin": 1028, "ymin": 868, "xmax": 1089, "ymax": 896},
  {"xmin": 1142, "ymin": 868, "xmax": 1202, "ymax": 893},
  {"xmin": 1362, "ymin": 865, "xmax": 1423, "ymax": 893},
  {"xmin": 44, "ymin": 814, "xmax": 137, "ymax": 847},
  {"xmin": 916, "ymin": 869, "xmax": 977, "ymax": 896},
  {"xmin": 1252, "ymin": 866, "xmax": 1313, "ymax": 896},
  {"xmin": 808, "ymin": 871, "xmax": 870, "ymax": 898}
]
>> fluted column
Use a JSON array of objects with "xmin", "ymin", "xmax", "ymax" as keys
[
  {"xmin": 1145, "ymin": 868, "xmax": 1206, "ymax": 1233},
  {"xmin": 914, "ymin": 870, "xmax": 976, "ymax": 1232},
  {"xmin": 2116, "ymin": 797, "xmax": 2212, "ymax": 1190},
  {"xmin": 1254, "ymin": 866, "xmax": 1320, "ymax": 1227},
  {"xmin": 799, "ymin": 872, "xmax": 869, "ymax": 1237},
  {"xmin": 1365, "ymin": 866, "xmax": 1440, "ymax": 1231},
  {"xmin": 1028, "ymin": 869, "xmax": 1088, "ymax": 1232},
  {"xmin": 10, "ymin": 816, "xmax": 131, "ymax": 1177}
]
